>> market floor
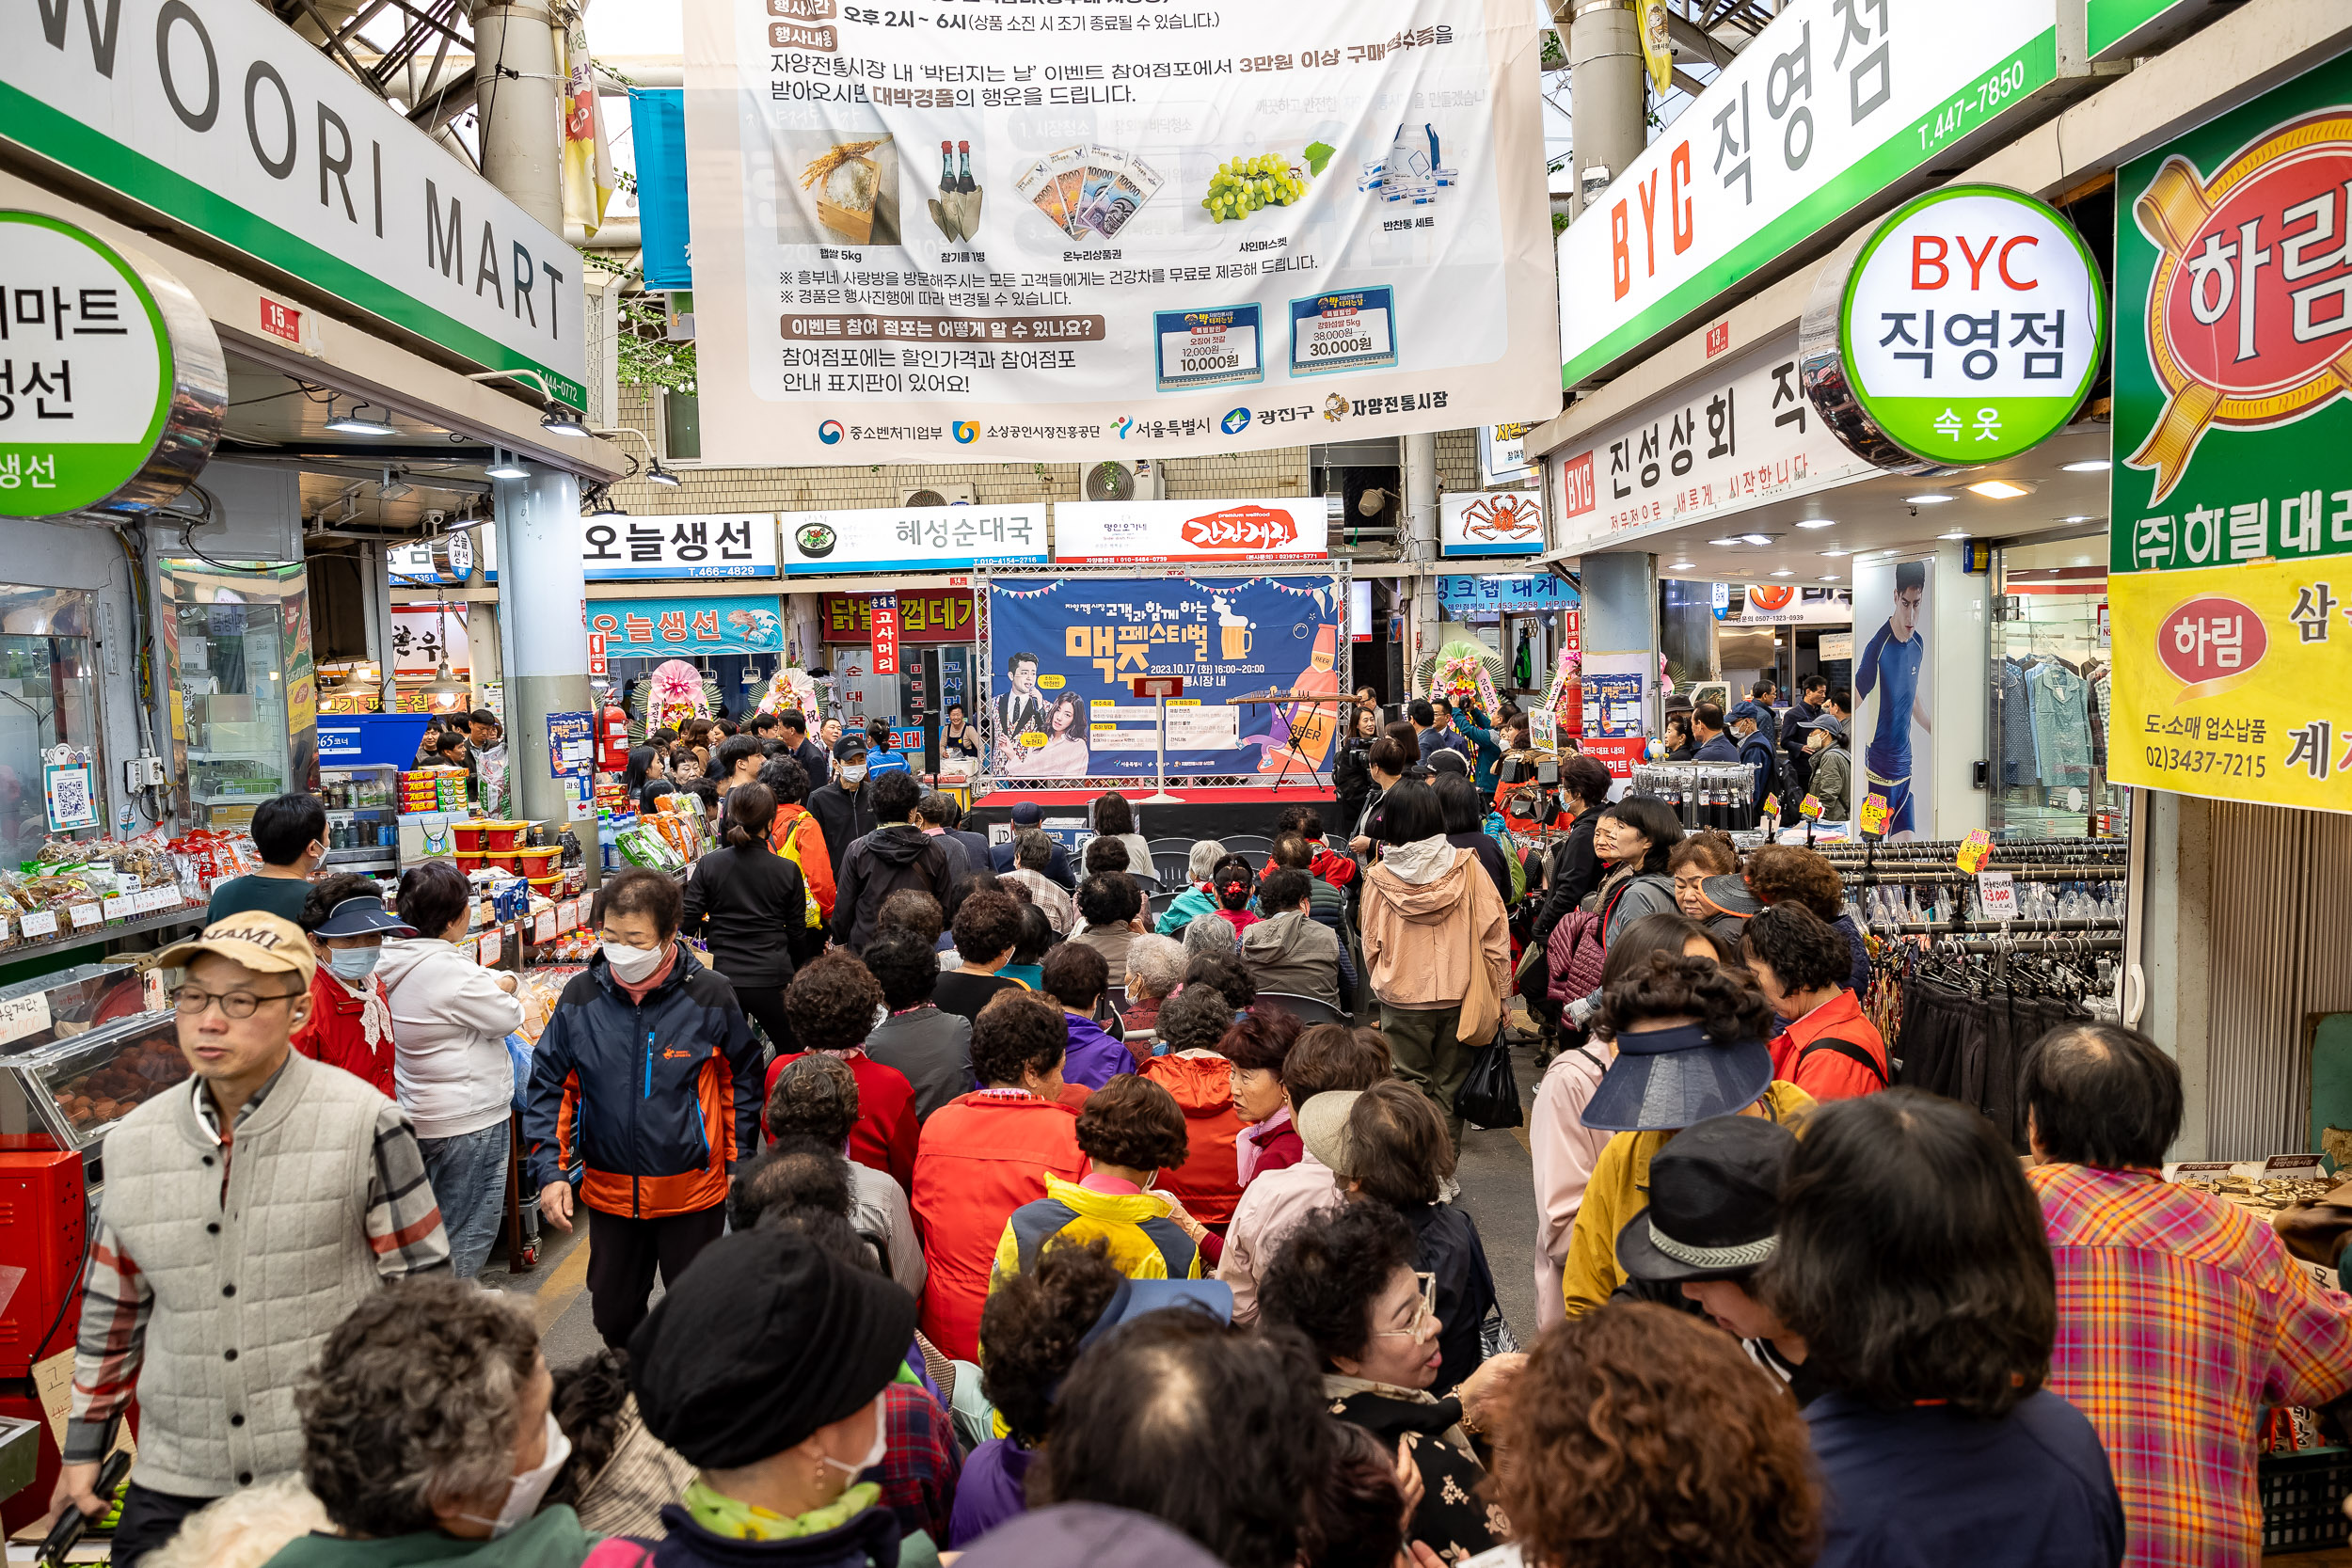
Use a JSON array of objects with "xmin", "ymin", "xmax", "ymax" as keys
[{"xmin": 496, "ymin": 1041, "xmax": 1553, "ymax": 1371}]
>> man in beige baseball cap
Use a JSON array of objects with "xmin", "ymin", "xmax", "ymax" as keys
[{"xmin": 41, "ymin": 911, "xmax": 452, "ymax": 1561}]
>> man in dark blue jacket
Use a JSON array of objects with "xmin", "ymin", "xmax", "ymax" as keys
[
  {"xmin": 988, "ymin": 800, "xmax": 1076, "ymax": 888},
  {"xmin": 1731, "ymin": 702, "xmax": 1781, "ymax": 821},
  {"xmin": 526, "ymin": 867, "xmax": 760, "ymax": 1348},
  {"xmin": 1690, "ymin": 701, "xmax": 1741, "ymax": 763}
]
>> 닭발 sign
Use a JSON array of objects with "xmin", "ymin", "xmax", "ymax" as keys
[{"xmin": 1809, "ymin": 185, "xmax": 2106, "ymax": 468}]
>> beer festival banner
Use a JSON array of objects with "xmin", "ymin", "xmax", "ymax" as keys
[
  {"xmin": 984, "ymin": 574, "xmax": 1343, "ymax": 780},
  {"xmin": 681, "ymin": 0, "xmax": 1560, "ymax": 463},
  {"xmin": 2108, "ymin": 55, "xmax": 2352, "ymax": 815}
]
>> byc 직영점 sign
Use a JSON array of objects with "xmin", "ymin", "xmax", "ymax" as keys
[
  {"xmin": 1801, "ymin": 184, "xmax": 2105, "ymax": 471},
  {"xmin": 0, "ymin": 211, "xmax": 225, "ymax": 517}
]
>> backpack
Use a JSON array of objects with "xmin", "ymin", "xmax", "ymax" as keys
[
  {"xmin": 769, "ymin": 811, "xmax": 824, "ymax": 931},
  {"xmin": 1800, "ymin": 1036, "xmax": 1891, "ymax": 1086},
  {"xmin": 1546, "ymin": 907, "xmax": 1606, "ymax": 1003},
  {"xmin": 1492, "ymin": 833, "xmax": 1528, "ymax": 906}
]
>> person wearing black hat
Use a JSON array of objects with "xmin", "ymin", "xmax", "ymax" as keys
[
  {"xmin": 621, "ymin": 1227, "xmax": 918, "ymax": 1568},
  {"xmin": 1559, "ymin": 952, "xmax": 1811, "ymax": 1319},
  {"xmin": 1614, "ymin": 1115, "xmax": 1825, "ymax": 1406},
  {"xmin": 808, "ymin": 736, "xmax": 879, "ymax": 883},
  {"xmin": 988, "ymin": 801, "xmax": 1075, "ymax": 890}
]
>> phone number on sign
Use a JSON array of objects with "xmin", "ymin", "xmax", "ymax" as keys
[{"xmin": 2143, "ymin": 746, "xmax": 2269, "ymax": 779}]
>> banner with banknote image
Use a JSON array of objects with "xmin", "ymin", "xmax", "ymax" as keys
[{"xmin": 682, "ymin": 0, "xmax": 1560, "ymax": 464}]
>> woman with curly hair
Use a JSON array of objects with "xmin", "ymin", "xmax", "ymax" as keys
[
  {"xmin": 1741, "ymin": 842, "xmax": 1869, "ymax": 993},
  {"xmin": 991, "ymin": 1074, "xmax": 1203, "ymax": 1284},
  {"xmin": 1484, "ymin": 1300, "xmax": 1821, "ymax": 1568},
  {"xmin": 763, "ymin": 950, "xmax": 918, "ymax": 1193},
  {"xmin": 1259, "ymin": 1198, "xmax": 1524, "ymax": 1562},
  {"xmin": 1557, "ymin": 952, "xmax": 1811, "ymax": 1319}
]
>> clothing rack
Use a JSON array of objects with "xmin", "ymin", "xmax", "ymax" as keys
[
  {"xmin": 1942, "ymin": 938, "xmax": 2122, "ymax": 954},
  {"xmin": 1629, "ymin": 762, "xmax": 1761, "ymax": 832},
  {"xmin": 1874, "ymin": 919, "xmax": 2122, "ymax": 937},
  {"xmin": 1811, "ymin": 836, "xmax": 2124, "ymax": 863},
  {"xmin": 1841, "ymin": 867, "xmax": 2122, "ymax": 884}
]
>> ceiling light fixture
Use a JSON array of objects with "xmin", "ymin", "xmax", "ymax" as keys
[
  {"xmin": 2061, "ymin": 459, "xmax": 2110, "ymax": 472},
  {"xmin": 1905, "ymin": 493, "xmax": 1954, "ymax": 504},
  {"xmin": 1708, "ymin": 536, "xmax": 1746, "ymax": 547},
  {"xmin": 1796, "ymin": 518, "xmax": 1837, "ymax": 530},
  {"xmin": 541, "ymin": 405, "xmax": 592, "ymax": 439},
  {"xmin": 1819, "ymin": 547, "xmax": 1851, "ymax": 557},
  {"xmin": 1740, "ymin": 532, "xmax": 1775, "ymax": 546},
  {"xmin": 1769, "ymin": 569, "xmax": 1795, "ymax": 577},
  {"xmin": 1819, "ymin": 574, "xmax": 1840, "ymax": 581},
  {"xmin": 324, "ymin": 399, "xmax": 395, "ymax": 436},
  {"xmin": 1939, "ymin": 529, "xmax": 1971, "ymax": 540},
  {"xmin": 1667, "ymin": 561, "xmax": 1696, "ymax": 570},
  {"xmin": 1965, "ymin": 479, "xmax": 2034, "ymax": 499},
  {"xmin": 485, "ymin": 448, "xmax": 530, "ymax": 481},
  {"xmin": 2059, "ymin": 515, "xmax": 2092, "ymax": 523}
]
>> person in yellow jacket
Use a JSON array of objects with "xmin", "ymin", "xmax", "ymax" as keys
[
  {"xmin": 1560, "ymin": 946, "xmax": 1814, "ymax": 1317},
  {"xmin": 992, "ymin": 1074, "xmax": 1206, "ymax": 1285}
]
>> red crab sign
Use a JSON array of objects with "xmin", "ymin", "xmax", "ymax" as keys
[{"xmin": 1441, "ymin": 491, "xmax": 1546, "ymax": 558}]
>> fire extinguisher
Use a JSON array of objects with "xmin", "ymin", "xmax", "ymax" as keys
[{"xmin": 598, "ymin": 701, "xmax": 631, "ymax": 770}]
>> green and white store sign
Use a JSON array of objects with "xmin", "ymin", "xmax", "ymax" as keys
[
  {"xmin": 1803, "ymin": 184, "xmax": 2106, "ymax": 471},
  {"xmin": 0, "ymin": 212, "xmax": 226, "ymax": 518}
]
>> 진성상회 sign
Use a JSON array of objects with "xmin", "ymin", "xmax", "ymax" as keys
[
  {"xmin": 2108, "ymin": 55, "xmax": 2352, "ymax": 814},
  {"xmin": 683, "ymin": 0, "xmax": 1561, "ymax": 464}
]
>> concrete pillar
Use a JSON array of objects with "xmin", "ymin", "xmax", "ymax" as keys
[
  {"xmin": 360, "ymin": 541, "xmax": 398, "ymax": 712},
  {"xmin": 496, "ymin": 465, "xmax": 599, "ymax": 888},
  {"xmin": 2139, "ymin": 789, "xmax": 2214, "ymax": 1159},
  {"xmin": 1566, "ymin": 0, "xmax": 1647, "ymax": 220},
  {"xmin": 1580, "ymin": 550, "xmax": 1659, "ymax": 738},
  {"xmin": 1404, "ymin": 433, "xmax": 1441, "ymax": 690},
  {"xmin": 470, "ymin": 1, "xmax": 564, "ymax": 233}
]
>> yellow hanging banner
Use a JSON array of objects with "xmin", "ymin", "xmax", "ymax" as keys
[
  {"xmin": 1638, "ymin": 0, "xmax": 1674, "ymax": 97},
  {"xmin": 2106, "ymin": 561, "xmax": 2352, "ymax": 815}
]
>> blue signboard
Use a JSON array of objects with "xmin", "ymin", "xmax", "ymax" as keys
[
  {"xmin": 1434, "ymin": 575, "xmax": 1580, "ymax": 613},
  {"xmin": 586, "ymin": 597, "xmax": 784, "ymax": 659},
  {"xmin": 1153, "ymin": 304, "xmax": 1264, "ymax": 393},
  {"xmin": 987, "ymin": 575, "xmax": 1344, "ymax": 779},
  {"xmin": 318, "ymin": 713, "xmax": 434, "ymax": 768},
  {"xmin": 1288, "ymin": 286, "xmax": 1398, "ymax": 376}
]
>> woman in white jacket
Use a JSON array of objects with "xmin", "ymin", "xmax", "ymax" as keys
[{"xmin": 376, "ymin": 859, "xmax": 526, "ymax": 1277}]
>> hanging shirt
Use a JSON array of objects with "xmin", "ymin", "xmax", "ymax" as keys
[
  {"xmin": 2028, "ymin": 660, "xmax": 2094, "ymax": 789},
  {"xmin": 1997, "ymin": 657, "xmax": 2041, "ymax": 787}
]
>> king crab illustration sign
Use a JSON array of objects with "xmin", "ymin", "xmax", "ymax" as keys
[
  {"xmin": 1439, "ymin": 491, "xmax": 1545, "ymax": 557},
  {"xmin": 2108, "ymin": 56, "xmax": 2352, "ymax": 816}
]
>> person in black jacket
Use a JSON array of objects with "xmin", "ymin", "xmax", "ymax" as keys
[
  {"xmin": 681, "ymin": 783, "xmax": 808, "ymax": 1054},
  {"xmin": 1731, "ymin": 703, "xmax": 1781, "ymax": 823},
  {"xmin": 1331, "ymin": 694, "xmax": 1384, "ymax": 838},
  {"xmin": 775, "ymin": 706, "xmax": 834, "ymax": 789},
  {"xmin": 1782, "ymin": 674, "xmax": 1826, "ymax": 801},
  {"xmin": 832, "ymin": 771, "xmax": 964, "ymax": 952},
  {"xmin": 915, "ymin": 790, "xmax": 993, "ymax": 878},
  {"xmin": 808, "ymin": 735, "xmax": 878, "ymax": 880},
  {"xmin": 1433, "ymin": 772, "xmax": 1512, "ymax": 909}
]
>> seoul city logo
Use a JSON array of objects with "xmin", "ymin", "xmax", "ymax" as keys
[
  {"xmin": 818, "ymin": 420, "xmax": 845, "ymax": 445},
  {"xmin": 1113, "ymin": 416, "xmax": 1135, "ymax": 438},
  {"xmin": 953, "ymin": 421, "xmax": 979, "ymax": 443},
  {"xmin": 1221, "ymin": 406, "xmax": 1252, "ymax": 435}
]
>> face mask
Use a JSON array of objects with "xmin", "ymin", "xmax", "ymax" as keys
[
  {"xmin": 458, "ymin": 1412, "xmax": 571, "ymax": 1538},
  {"xmin": 326, "ymin": 946, "xmax": 381, "ymax": 981},
  {"xmin": 601, "ymin": 941, "xmax": 666, "ymax": 984},
  {"xmin": 837, "ymin": 765, "xmax": 867, "ymax": 787},
  {"xmin": 816, "ymin": 1401, "xmax": 889, "ymax": 1481}
]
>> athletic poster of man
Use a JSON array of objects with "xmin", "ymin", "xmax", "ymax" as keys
[{"xmin": 1854, "ymin": 559, "xmax": 1932, "ymax": 840}]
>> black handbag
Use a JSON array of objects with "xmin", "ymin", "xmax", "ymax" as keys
[{"xmin": 1454, "ymin": 1029, "xmax": 1523, "ymax": 1131}]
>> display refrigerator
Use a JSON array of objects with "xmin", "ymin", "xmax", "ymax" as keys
[{"xmin": 158, "ymin": 560, "xmax": 319, "ymax": 832}]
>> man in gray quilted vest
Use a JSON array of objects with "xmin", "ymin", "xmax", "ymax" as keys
[{"xmin": 40, "ymin": 911, "xmax": 451, "ymax": 1564}]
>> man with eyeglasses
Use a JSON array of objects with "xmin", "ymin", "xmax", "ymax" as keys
[{"xmin": 40, "ymin": 912, "xmax": 450, "ymax": 1564}]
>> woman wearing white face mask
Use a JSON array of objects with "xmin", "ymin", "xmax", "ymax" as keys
[
  {"xmin": 292, "ymin": 876, "xmax": 416, "ymax": 1100},
  {"xmin": 272, "ymin": 1276, "xmax": 595, "ymax": 1567},
  {"xmin": 376, "ymin": 860, "xmax": 527, "ymax": 1280},
  {"xmin": 621, "ymin": 1226, "xmax": 919, "ymax": 1568}
]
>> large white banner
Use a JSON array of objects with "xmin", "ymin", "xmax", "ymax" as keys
[
  {"xmin": 684, "ymin": 0, "xmax": 1560, "ymax": 463},
  {"xmin": 0, "ymin": 0, "xmax": 586, "ymax": 404},
  {"xmin": 1549, "ymin": 334, "xmax": 1877, "ymax": 555},
  {"xmin": 780, "ymin": 502, "xmax": 1049, "ymax": 574},
  {"xmin": 1556, "ymin": 0, "xmax": 2060, "ymax": 388},
  {"xmin": 1053, "ymin": 498, "xmax": 1328, "ymax": 563},
  {"xmin": 582, "ymin": 515, "xmax": 779, "ymax": 579}
]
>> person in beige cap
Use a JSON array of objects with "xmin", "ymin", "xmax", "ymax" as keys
[{"xmin": 41, "ymin": 911, "xmax": 450, "ymax": 1565}]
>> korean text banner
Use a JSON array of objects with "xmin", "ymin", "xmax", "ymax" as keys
[
  {"xmin": 2107, "ymin": 562, "xmax": 2352, "ymax": 815},
  {"xmin": 781, "ymin": 502, "xmax": 1047, "ymax": 573},
  {"xmin": 1556, "ymin": 0, "xmax": 2058, "ymax": 388},
  {"xmin": 588, "ymin": 596, "xmax": 785, "ymax": 658},
  {"xmin": 581, "ymin": 514, "xmax": 779, "ymax": 579},
  {"xmin": 682, "ymin": 0, "xmax": 1560, "ymax": 463},
  {"xmin": 986, "ymin": 575, "xmax": 1343, "ymax": 779},
  {"xmin": 1056, "ymin": 498, "xmax": 1327, "ymax": 563}
]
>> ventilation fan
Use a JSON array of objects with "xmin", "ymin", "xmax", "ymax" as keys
[
  {"xmin": 900, "ymin": 483, "xmax": 976, "ymax": 507},
  {"xmin": 1084, "ymin": 458, "xmax": 1163, "ymax": 502}
]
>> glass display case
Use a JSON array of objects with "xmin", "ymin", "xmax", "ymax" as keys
[
  {"xmin": 0, "ymin": 963, "xmax": 160, "ymax": 1053},
  {"xmin": 0, "ymin": 585, "xmax": 105, "ymax": 868},
  {"xmin": 0, "ymin": 1010, "xmax": 186, "ymax": 1178},
  {"xmin": 1988, "ymin": 536, "xmax": 2127, "ymax": 842},
  {"xmin": 159, "ymin": 560, "xmax": 318, "ymax": 832},
  {"xmin": 321, "ymin": 762, "xmax": 401, "ymax": 873}
]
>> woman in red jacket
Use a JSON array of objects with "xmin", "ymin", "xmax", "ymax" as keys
[
  {"xmin": 912, "ymin": 990, "xmax": 1089, "ymax": 1360},
  {"xmin": 764, "ymin": 950, "xmax": 919, "ymax": 1192},
  {"xmin": 1740, "ymin": 903, "xmax": 1890, "ymax": 1102},
  {"xmin": 292, "ymin": 875, "xmax": 415, "ymax": 1096}
]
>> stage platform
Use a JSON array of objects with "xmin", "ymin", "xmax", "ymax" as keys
[{"xmin": 962, "ymin": 783, "xmax": 1342, "ymax": 842}]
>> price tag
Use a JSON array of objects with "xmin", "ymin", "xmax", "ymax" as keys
[
  {"xmin": 1955, "ymin": 829, "xmax": 1994, "ymax": 873},
  {"xmin": 479, "ymin": 929, "xmax": 502, "ymax": 967},
  {"xmin": 559, "ymin": 898, "xmax": 580, "ymax": 930},
  {"xmin": 1800, "ymin": 793, "xmax": 1823, "ymax": 820},
  {"xmin": 0, "ymin": 991, "xmax": 53, "ymax": 1047},
  {"xmin": 533, "ymin": 910, "xmax": 555, "ymax": 942},
  {"xmin": 1976, "ymin": 870, "xmax": 2018, "ymax": 921},
  {"xmin": 21, "ymin": 911, "xmax": 59, "ymax": 939},
  {"xmin": 1858, "ymin": 794, "xmax": 1891, "ymax": 836},
  {"xmin": 103, "ymin": 895, "xmax": 132, "ymax": 922},
  {"xmin": 69, "ymin": 903, "xmax": 102, "ymax": 928}
]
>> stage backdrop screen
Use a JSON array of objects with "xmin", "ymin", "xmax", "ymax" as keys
[{"xmin": 987, "ymin": 575, "xmax": 1344, "ymax": 782}]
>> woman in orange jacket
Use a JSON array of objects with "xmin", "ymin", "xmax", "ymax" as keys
[{"xmin": 760, "ymin": 753, "xmax": 835, "ymax": 927}]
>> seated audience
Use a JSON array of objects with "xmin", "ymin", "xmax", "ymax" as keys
[
  {"xmin": 1273, "ymin": 805, "xmax": 1358, "ymax": 890},
  {"xmin": 934, "ymin": 891, "xmax": 1028, "ymax": 1027},
  {"xmin": 764, "ymin": 951, "xmax": 919, "ymax": 1193},
  {"xmin": 1071, "ymin": 872, "xmax": 1147, "ymax": 986},
  {"xmin": 1041, "ymin": 942, "xmax": 1134, "ymax": 1090},
  {"xmin": 992, "ymin": 1075, "xmax": 1202, "ymax": 1285},
  {"xmin": 541, "ymin": 1350, "xmax": 697, "ymax": 1540},
  {"xmin": 1006, "ymin": 831, "xmax": 1078, "ymax": 935},
  {"xmin": 1240, "ymin": 866, "xmax": 1347, "ymax": 1015},
  {"xmin": 1138, "ymin": 984, "xmax": 1249, "ymax": 1246},
  {"xmin": 1119, "ymin": 933, "xmax": 1187, "ymax": 1042},
  {"xmin": 1219, "ymin": 1006, "xmax": 1306, "ymax": 1187},
  {"xmin": 756, "ymin": 1062, "xmax": 925, "ymax": 1296},
  {"xmin": 1156, "ymin": 841, "xmax": 1231, "ymax": 935},
  {"xmin": 862, "ymin": 928, "xmax": 973, "ymax": 1123},
  {"xmin": 1001, "ymin": 903, "xmax": 1056, "ymax": 991},
  {"xmin": 1208, "ymin": 860, "xmax": 1262, "ymax": 936}
]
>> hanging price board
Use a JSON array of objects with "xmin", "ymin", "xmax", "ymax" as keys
[
  {"xmin": 1955, "ymin": 829, "xmax": 1994, "ymax": 873},
  {"xmin": 1977, "ymin": 870, "xmax": 2019, "ymax": 921},
  {"xmin": 1858, "ymin": 794, "xmax": 1891, "ymax": 837},
  {"xmin": 1800, "ymin": 794, "xmax": 1824, "ymax": 820}
]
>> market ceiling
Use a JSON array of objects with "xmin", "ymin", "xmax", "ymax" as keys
[{"xmin": 1602, "ymin": 420, "xmax": 2113, "ymax": 588}]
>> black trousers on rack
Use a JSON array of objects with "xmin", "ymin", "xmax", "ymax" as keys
[{"xmin": 1896, "ymin": 977, "xmax": 2089, "ymax": 1152}]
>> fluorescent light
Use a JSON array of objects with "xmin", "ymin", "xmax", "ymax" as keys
[
  {"xmin": 1740, "ymin": 532, "xmax": 1775, "ymax": 546},
  {"xmin": 1819, "ymin": 547, "xmax": 1851, "ymax": 557},
  {"xmin": 1939, "ymin": 529, "xmax": 1971, "ymax": 540},
  {"xmin": 325, "ymin": 401, "xmax": 395, "ymax": 436},
  {"xmin": 1966, "ymin": 479, "xmax": 2033, "ymax": 499},
  {"xmin": 1769, "ymin": 569, "xmax": 1795, "ymax": 577},
  {"xmin": 1667, "ymin": 561, "xmax": 1695, "ymax": 570},
  {"xmin": 1796, "ymin": 518, "xmax": 1836, "ymax": 529},
  {"xmin": 2061, "ymin": 459, "xmax": 2110, "ymax": 472},
  {"xmin": 485, "ymin": 448, "xmax": 530, "ymax": 481},
  {"xmin": 2060, "ymin": 515, "xmax": 2091, "ymax": 523},
  {"xmin": 541, "ymin": 405, "xmax": 592, "ymax": 438},
  {"xmin": 1708, "ymin": 536, "xmax": 1747, "ymax": 546},
  {"xmin": 1905, "ymin": 493, "xmax": 1954, "ymax": 504},
  {"xmin": 1818, "ymin": 574, "xmax": 1840, "ymax": 581}
]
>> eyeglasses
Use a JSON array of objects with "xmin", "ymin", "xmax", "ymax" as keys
[
  {"xmin": 175, "ymin": 986, "xmax": 305, "ymax": 1019},
  {"xmin": 1373, "ymin": 1272, "xmax": 1439, "ymax": 1344}
]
